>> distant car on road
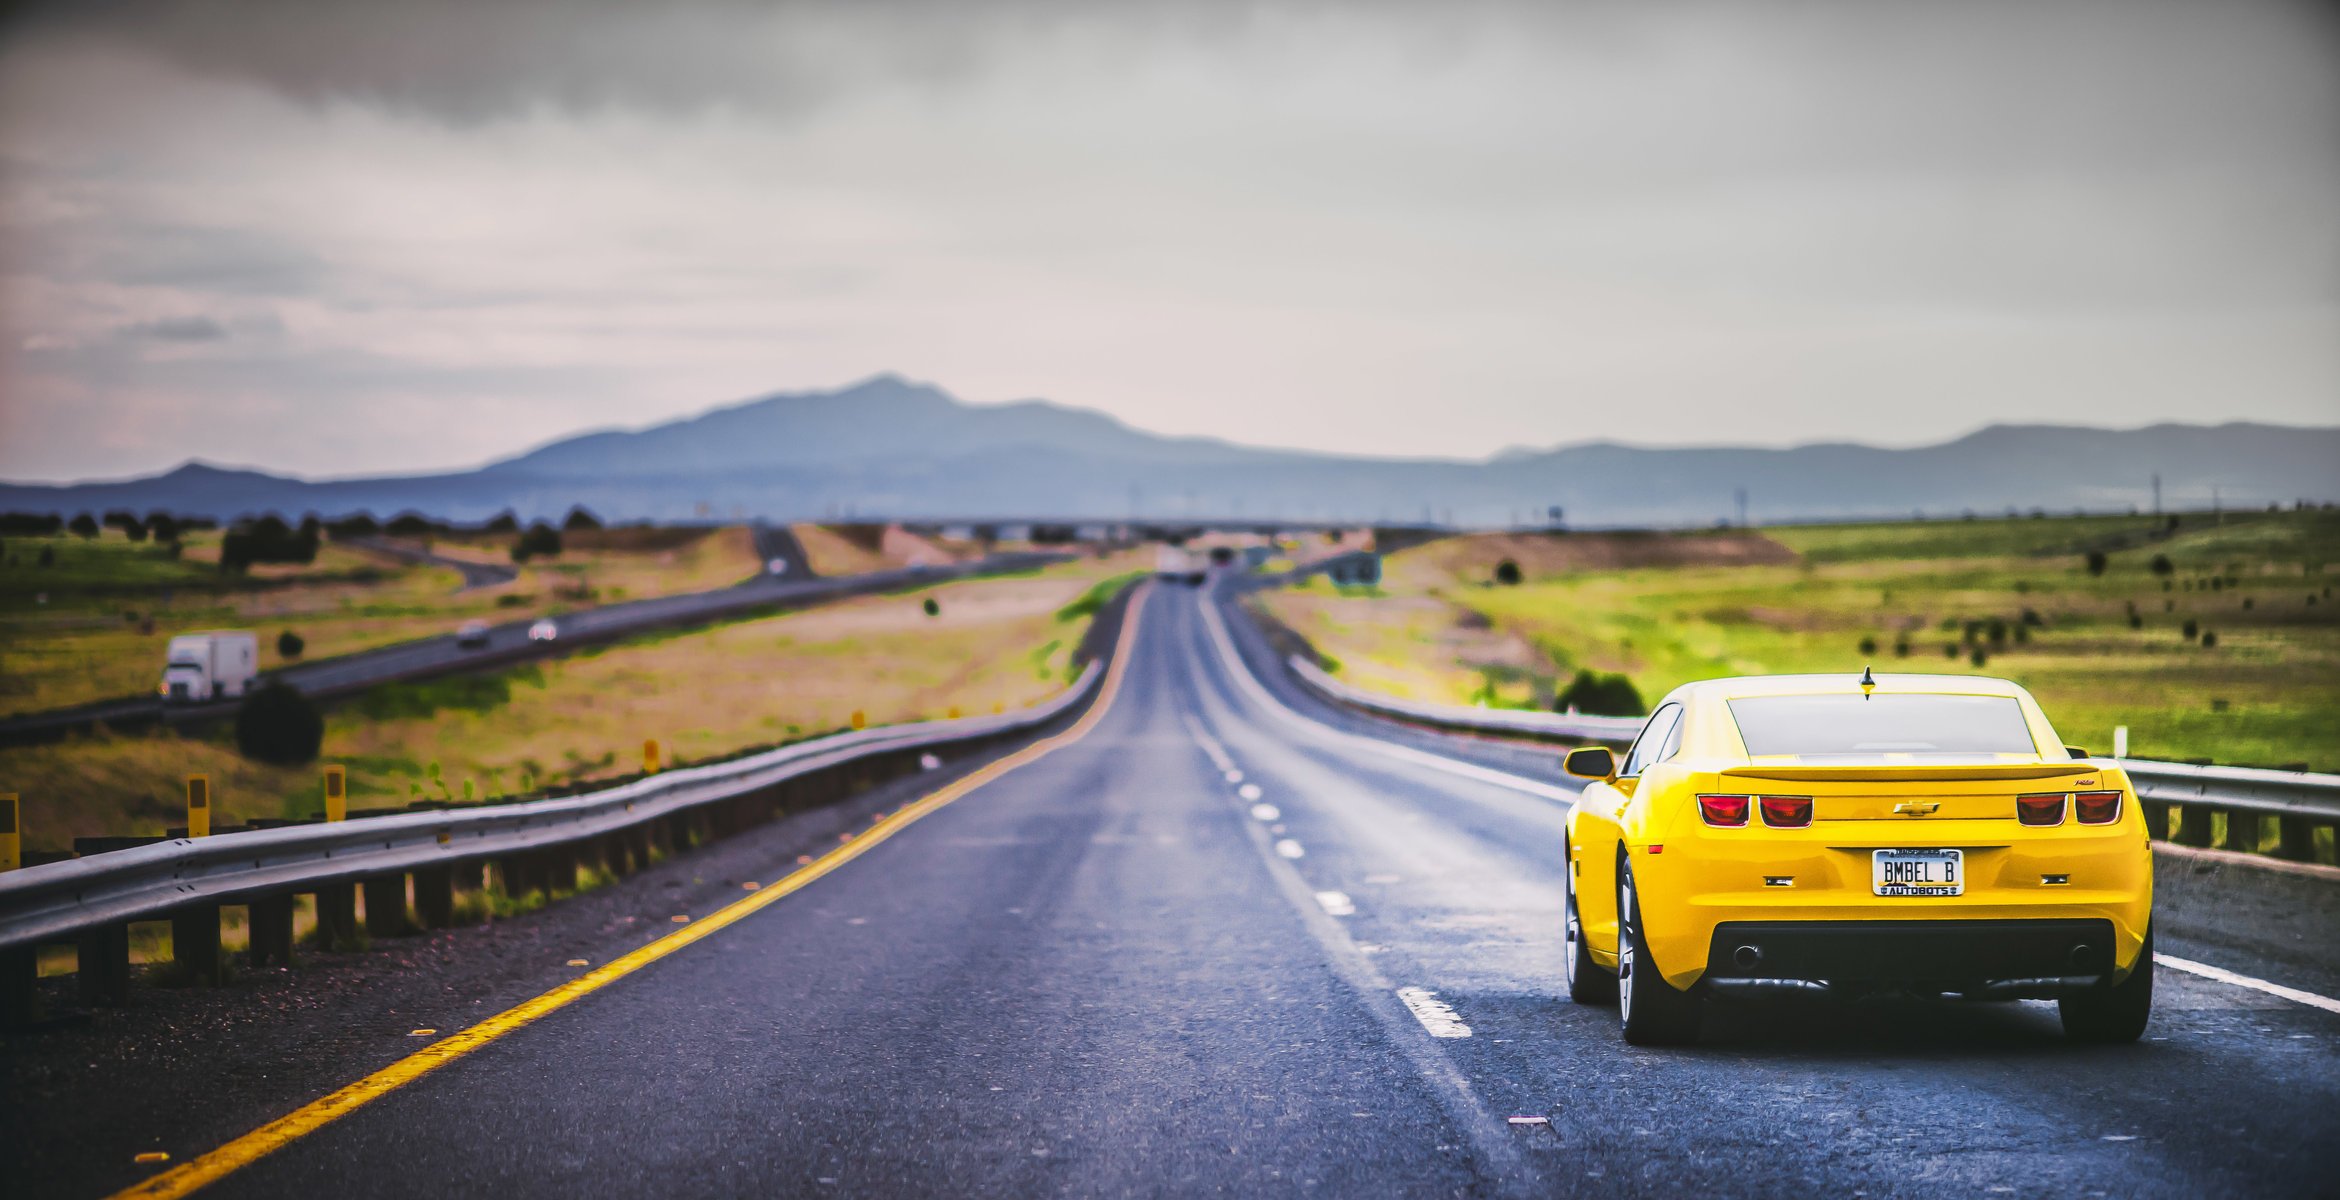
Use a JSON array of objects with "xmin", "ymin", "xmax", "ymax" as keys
[
  {"xmin": 527, "ymin": 619, "xmax": 559, "ymax": 642},
  {"xmin": 766, "ymin": 557, "xmax": 790, "ymax": 576},
  {"xmin": 456, "ymin": 620, "xmax": 491, "ymax": 648},
  {"xmin": 1560, "ymin": 671, "xmax": 2151, "ymax": 1046}
]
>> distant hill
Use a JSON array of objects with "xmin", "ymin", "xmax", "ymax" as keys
[{"xmin": 3, "ymin": 374, "xmax": 2334, "ymax": 526}]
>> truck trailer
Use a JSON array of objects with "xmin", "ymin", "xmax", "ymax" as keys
[{"xmin": 159, "ymin": 631, "xmax": 260, "ymax": 703}]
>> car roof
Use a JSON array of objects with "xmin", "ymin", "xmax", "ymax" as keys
[{"xmin": 1670, "ymin": 673, "xmax": 2033, "ymax": 704}]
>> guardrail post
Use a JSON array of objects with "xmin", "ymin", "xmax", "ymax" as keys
[
  {"xmin": 315, "ymin": 884, "xmax": 359, "ymax": 949},
  {"xmin": 0, "ymin": 945, "xmax": 35, "ymax": 1028},
  {"xmin": 413, "ymin": 866, "xmax": 456, "ymax": 928},
  {"xmin": 538, "ymin": 849, "xmax": 575, "ymax": 896},
  {"xmin": 2276, "ymin": 817, "xmax": 2319, "ymax": 862},
  {"xmin": 2218, "ymin": 809, "xmax": 2260, "ymax": 853},
  {"xmin": 171, "ymin": 904, "xmax": 221, "ymax": 984},
  {"xmin": 2140, "ymin": 801, "xmax": 2171, "ymax": 841},
  {"xmin": 498, "ymin": 853, "xmax": 538, "ymax": 898},
  {"xmin": 248, "ymin": 894, "xmax": 296, "ymax": 968},
  {"xmin": 77, "ymin": 923, "xmax": 130, "ymax": 1005},
  {"xmin": 361, "ymin": 875, "xmax": 411, "ymax": 937},
  {"xmin": 2170, "ymin": 805, "xmax": 2215, "ymax": 847}
]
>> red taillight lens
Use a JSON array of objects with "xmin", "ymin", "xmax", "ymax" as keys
[
  {"xmin": 2016, "ymin": 793, "xmax": 2068, "ymax": 826},
  {"xmin": 1758, "ymin": 795, "xmax": 1813, "ymax": 828},
  {"xmin": 1698, "ymin": 794, "xmax": 1750, "ymax": 826},
  {"xmin": 2075, "ymin": 790, "xmax": 2122, "ymax": 824}
]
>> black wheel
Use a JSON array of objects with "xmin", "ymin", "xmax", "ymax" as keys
[
  {"xmin": 2060, "ymin": 929, "xmax": 2153, "ymax": 1043},
  {"xmin": 1617, "ymin": 861, "xmax": 1702, "ymax": 1046},
  {"xmin": 1563, "ymin": 837, "xmax": 1617, "ymax": 1005}
]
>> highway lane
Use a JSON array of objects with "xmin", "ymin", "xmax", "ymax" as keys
[{"xmin": 69, "ymin": 577, "xmax": 2340, "ymax": 1197}]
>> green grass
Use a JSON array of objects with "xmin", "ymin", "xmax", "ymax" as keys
[{"xmin": 1266, "ymin": 510, "xmax": 2340, "ymax": 771}]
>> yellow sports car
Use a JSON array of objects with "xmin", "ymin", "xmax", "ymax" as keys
[{"xmin": 1560, "ymin": 671, "xmax": 2152, "ymax": 1045}]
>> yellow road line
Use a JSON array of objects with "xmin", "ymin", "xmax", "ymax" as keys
[{"xmin": 112, "ymin": 585, "xmax": 1150, "ymax": 1200}]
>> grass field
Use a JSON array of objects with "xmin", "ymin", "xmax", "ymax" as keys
[
  {"xmin": 1262, "ymin": 510, "xmax": 2340, "ymax": 771},
  {"xmin": 0, "ymin": 525, "xmax": 764, "ymax": 717},
  {"xmin": 3, "ymin": 554, "xmax": 1140, "ymax": 855}
]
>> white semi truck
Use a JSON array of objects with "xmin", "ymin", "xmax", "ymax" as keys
[
  {"xmin": 159, "ymin": 631, "xmax": 259, "ymax": 703},
  {"xmin": 1155, "ymin": 544, "xmax": 1205, "ymax": 586}
]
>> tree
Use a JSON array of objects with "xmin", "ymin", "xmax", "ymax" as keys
[
  {"xmin": 2182, "ymin": 619, "xmax": 2199, "ymax": 640},
  {"xmin": 922, "ymin": 596, "xmax": 940, "ymax": 617},
  {"xmin": 2085, "ymin": 550, "xmax": 2107, "ymax": 576},
  {"xmin": 2149, "ymin": 554, "xmax": 2174, "ymax": 577},
  {"xmin": 2200, "ymin": 630, "xmax": 2218, "ymax": 648},
  {"xmin": 235, "ymin": 682, "xmax": 324, "ymax": 765},
  {"xmin": 511, "ymin": 522, "xmax": 563, "ymax": 562},
  {"xmin": 68, "ymin": 513, "xmax": 98, "ymax": 539},
  {"xmin": 146, "ymin": 512, "xmax": 181, "ymax": 543},
  {"xmin": 386, "ymin": 512, "xmax": 438, "ymax": 537},
  {"xmin": 1493, "ymin": 558, "xmax": 1523, "ymax": 586},
  {"xmin": 562, "ymin": 506, "xmax": 604, "ymax": 532},
  {"xmin": 1553, "ymin": 670, "xmax": 1643, "ymax": 717},
  {"xmin": 37, "ymin": 545, "xmax": 55, "ymax": 567},
  {"xmin": 277, "ymin": 630, "xmax": 306, "ymax": 659},
  {"xmin": 325, "ymin": 512, "xmax": 381, "ymax": 540},
  {"xmin": 484, "ymin": 511, "xmax": 520, "ymax": 534}
]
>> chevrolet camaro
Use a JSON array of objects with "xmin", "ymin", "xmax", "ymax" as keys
[{"xmin": 1560, "ymin": 671, "xmax": 2153, "ymax": 1046}]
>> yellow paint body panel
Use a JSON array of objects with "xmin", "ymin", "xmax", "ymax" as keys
[{"xmin": 1567, "ymin": 673, "xmax": 2153, "ymax": 991}]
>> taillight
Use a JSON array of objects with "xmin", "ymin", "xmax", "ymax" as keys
[
  {"xmin": 1758, "ymin": 795, "xmax": 1813, "ymax": 828},
  {"xmin": 1697, "ymin": 794, "xmax": 1751, "ymax": 827},
  {"xmin": 2016, "ymin": 793, "xmax": 2068, "ymax": 826},
  {"xmin": 2075, "ymin": 790, "xmax": 2122, "ymax": 824}
]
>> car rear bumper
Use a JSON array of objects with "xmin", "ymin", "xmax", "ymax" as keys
[{"xmin": 1699, "ymin": 918, "xmax": 2121, "ymax": 997}]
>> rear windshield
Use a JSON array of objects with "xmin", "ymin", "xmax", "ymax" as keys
[{"xmin": 1727, "ymin": 694, "xmax": 2039, "ymax": 757}]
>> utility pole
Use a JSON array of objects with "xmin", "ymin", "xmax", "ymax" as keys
[
  {"xmin": 2151, "ymin": 473, "xmax": 2161, "ymax": 516},
  {"xmin": 1735, "ymin": 487, "xmax": 1748, "ymax": 528}
]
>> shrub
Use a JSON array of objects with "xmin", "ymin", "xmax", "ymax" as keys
[
  {"xmin": 511, "ymin": 522, "xmax": 563, "ymax": 562},
  {"xmin": 68, "ymin": 513, "xmax": 98, "ymax": 538},
  {"xmin": 1492, "ymin": 559, "xmax": 1523, "ymax": 586},
  {"xmin": 235, "ymin": 682, "xmax": 324, "ymax": 766},
  {"xmin": 386, "ymin": 512, "xmax": 439, "ymax": 537},
  {"xmin": 2201, "ymin": 630, "xmax": 2218, "ymax": 648},
  {"xmin": 146, "ymin": 512, "xmax": 181, "ymax": 543},
  {"xmin": 1969, "ymin": 647, "xmax": 1989, "ymax": 667},
  {"xmin": 2129, "ymin": 613, "xmax": 2144, "ymax": 629},
  {"xmin": 484, "ymin": 511, "xmax": 520, "ymax": 534},
  {"xmin": 562, "ymin": 506, "xmax": 604, "ymax": 532},
  {"xmin": 1857, "ymin": 636, "xmax": 1878, "ymax": 656},
  {"xmin": 2182, "ymin": 619, "xmax": 2199, "ymax": 639},
  {"xmin": 37, "ymin": 545, "xmax": 55, "ymax": 567},
  {"xmin": 220, "ymin": 514, "xmax": 319, "ymax": 571},
  {"xmin": 1987, "ymin": 618, "xmax": 2008, "ymax": 647},
  {"xmin": 922, "ymin": 596, "xmax": 940, "ymax": 617},
  {"xmin": 2149, "ymin": 554, "xmax": 2173, "ymax": 577},
  {"xmin": 325, "ymin": 513, "xmax": 381, "ymax": 540},
  {"xmin": 277, "ymin": 630, "xmax": 305, "ymax": 659},
  {"xmin": 1553, "ymin": 670, "xmax": 1643, "ymax": 717},
  {"xmin": 1943, "ymin": 643, "xmax": 1957, "ymax": 658},
  {"xmin": 2085, "ymin": 550, "xmax": 2107, "ymax": 576}
]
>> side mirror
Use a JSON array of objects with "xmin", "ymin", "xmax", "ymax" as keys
[
  {"xmin": 2066, "ymin": 746, "xmax": 2092, "ymax": 760},
  {"xmin": 1563, "ymin": 746, "xmax": 1617, "ymax": 780}
]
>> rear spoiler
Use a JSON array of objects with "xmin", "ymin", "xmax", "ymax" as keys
[{"xmin": 1718, "ymin": 762, "xmax": 2104, "ymax": 786}]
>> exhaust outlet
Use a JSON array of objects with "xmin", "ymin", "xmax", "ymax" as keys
[
  {"xmin": 2069, "ymin": 943, "xmax": 2095, "ymax": 969},
  {"xmin": 1732, "ymin": 944, "xmax": 1763, "ymax": 971}
]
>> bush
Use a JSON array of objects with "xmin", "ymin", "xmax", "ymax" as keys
[
  {"xmin": 235, "ymin": 682, "xmax": 324, "ymax": 765},
  {"xmin": 1857, "ymin": 636, "xmax": 1878, "ymax": 656},
  {"xmin": 68, "ymin": 513, "xmax": 98, "ymax": 538},
  {"xmin": 483, "ymin": 511, "xmax": 520, "ymax": 534},
  {"xmin": 2149, "ymin": 554, "xmax": 2174, "ymax": 577},
  {"xmin": 146, "ymin": 512, "xmax": 181, "ymax": 543},
  {"xmin": 562, "ymin": 506, "xmax": 604, "ymax": 532},
  {"xmin": 37, "ymin": 545, "xmax": 55, "ymax": 567},
  {"xmin": 386, "ymin": 512, "xmax": 439, "ymax": 537},
  {"xmin": 1492, "ymin": 558, "xmax": 1522, "ymax": 586},
  {"xmin": 2129, "ymin": 613, "xmax": 2144, "ymax": 629},
  {"xmin": 1554, "ymin": 670, "xmax": 1643, "ymax": 717},
  {"xmin": 1893, "ymin": 639, "xmax": 1910, "ymax": 657},
  {"xmin": 2085, "ymin": 550, "xmax": 2107, "ymax": 576},
  {"xmin": 325, "ymin": 513, "xmax": 381, "ymax": 540},
  {"xmin": 2182, "ymin": 619, "xmax": 2198, "ymax": 639},
  {"xmin": 1943, "ymin": 643, "xmax": 1957, "ymax": 658},
  {"xmin": 277, "ymin": 630, "xmax": 305, "ymax": 659},
  {"xmin": 922, "ymin": 596, "xmax": 940, "ymax": 617},
  {"xmin": 1969, "ymin": 647, "xmax": 1989, "ymax": 667},
  {"xmin": 511, "ymin": 522, "xmax": 563, "ymax": 562},
  {"xmin": 2201, "ymin": 630, "xmax": 2218, "ymax": 648}
]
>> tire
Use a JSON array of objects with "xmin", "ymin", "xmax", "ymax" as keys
[
  {"xmin": 2060, "ymin": 929, "xmax": 2153, "ymax": 1043},
  {"xmin": 1563, "ymin": 837, "xmax": 1617, "ymax": 1005},
  {"xmin": 1617, "ymin": 861, "xmax": 1703, "ymax": 1046}
]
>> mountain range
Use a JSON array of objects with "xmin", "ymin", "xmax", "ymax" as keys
[{"xmin": 4, "ymin": 375, "xmax": 2334, "ymax": 527}]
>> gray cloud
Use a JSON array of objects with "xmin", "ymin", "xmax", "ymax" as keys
[{"xmin": 118, "ymin": 315, "xmax": 225, "ymax": 341}]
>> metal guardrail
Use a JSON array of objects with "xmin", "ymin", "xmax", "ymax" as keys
[
  {"xmin": 1285, "ymin": 653, "xmax": 2340, "ymax": 858},
  {"xmin": 0, "ymin": 662, "xmax": 1101, "ymax": 958}
]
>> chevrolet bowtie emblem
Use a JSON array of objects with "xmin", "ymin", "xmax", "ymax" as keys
[{"xmin": 1893, "ymin": 801, "xmax": 1942, "ymax": 816}]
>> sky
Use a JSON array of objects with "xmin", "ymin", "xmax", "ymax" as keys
[{"xmin": 1, "ymin": 0, "xmax": 2336, "ymax": 483}]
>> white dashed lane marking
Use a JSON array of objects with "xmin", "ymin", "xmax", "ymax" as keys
[
  {"xmin": 1250, "ymin": 803, "xmax": 1280, "ymax": 822},
  {"xmin": 1275, "ymin": 838, "xmax": 1306, "ymax": 859},
  {"xmin": 2156, "ymin": 954, "xmax": 2340, "ymax": 1015},
  {"xmin": 1315, "ymin": 891, "xmax": 1356, "ymax": 916},
  {"xmin": 1396, "ymin": 987, "xmax": 1473, "ymax": 1038},
  {"xmin": 1238, "ymin": 783, "xmax": 1263, "ymax": 801}
]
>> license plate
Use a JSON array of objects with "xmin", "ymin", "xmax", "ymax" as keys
[{"xmin": 1873, "ymin": 848, "xmax": 1963, "ymax": 897}]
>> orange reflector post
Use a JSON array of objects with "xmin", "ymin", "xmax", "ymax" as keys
[
  {"xmin": 322, "ymin": 765, "xmax": 347, "ymax": 823},
  {"xmin": 0, "ymin": 793, "xmax": 18, "ymax": 872},
  {"xmin": 186, "ymin": 775, "xmax": 211, "ymax": 838}
]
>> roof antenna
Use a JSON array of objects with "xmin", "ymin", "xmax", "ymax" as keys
[{"xmin": 1860, "ymin": 665, "xmax": 1876, "ymax": 699}]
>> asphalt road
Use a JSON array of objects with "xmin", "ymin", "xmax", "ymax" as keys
[
  {"xmin": 340, "ymin": 536, "xmax": 522, "ymax": 591},
  {"xmin": 19, "ymin": 577, "xmax": 2340, "ymax": 1198}
]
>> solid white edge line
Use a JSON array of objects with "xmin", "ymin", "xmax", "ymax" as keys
[
  {"xmin": 2155, "ymin": 953, "xmax": 2340, "ymax": 1015},
  {"xmin": 1196, "ymin": 588, "xmax": 1581, "ymax": 805}
]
